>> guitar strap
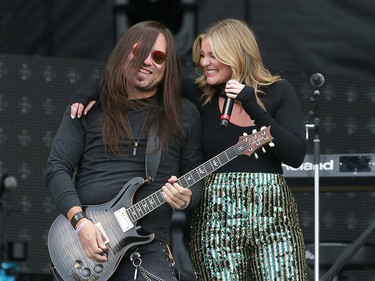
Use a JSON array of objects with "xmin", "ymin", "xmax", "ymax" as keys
[{"xmin": 145, "ymin": 125, "xmax": 162, "ymax": 182}]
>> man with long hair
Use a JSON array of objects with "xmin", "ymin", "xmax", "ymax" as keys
[{"xmin": 46, "ymin": 21, "xmax": 203, "ymax": 281}]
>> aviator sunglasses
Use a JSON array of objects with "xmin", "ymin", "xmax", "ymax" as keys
[{"xmin": 132, "ymin": 43, "xmax": 167, "ymax": 65}]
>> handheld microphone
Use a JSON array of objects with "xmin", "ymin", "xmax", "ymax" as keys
[
  {"xmin": 310, "ymin": 73, "xmax": 325, "ymax": 88},
  {"xmin": 220, "ymin": 97, "xmax": 234, "ymax": 128}
]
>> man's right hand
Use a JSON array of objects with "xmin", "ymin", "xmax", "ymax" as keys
[{"xmin": 76, "ymin": 219, "xmax": 108, "ymax": 262}]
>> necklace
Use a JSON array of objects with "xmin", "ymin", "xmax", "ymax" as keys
[{"xmin": 127, "ymin": 109, "xmax": 150, "ymax": 156}]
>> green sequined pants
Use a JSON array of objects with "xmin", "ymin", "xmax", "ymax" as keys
[{"xmin": 190, "ymin": 172, "xmax": 307, "ymax": 281}]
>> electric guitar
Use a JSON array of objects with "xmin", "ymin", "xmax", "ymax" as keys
[{"xmin": 48, "ymin": 126, "xmax": 273, "ymax": 281}]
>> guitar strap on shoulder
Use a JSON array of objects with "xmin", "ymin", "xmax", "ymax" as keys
[{"xmin": 145, "ymin": 125, "xmax": 162, "ymax": 182}]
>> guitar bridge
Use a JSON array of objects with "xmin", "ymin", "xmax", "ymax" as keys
[{"xmin": 114, "ymin": 207, "xmax": 134, "ymax": 232}]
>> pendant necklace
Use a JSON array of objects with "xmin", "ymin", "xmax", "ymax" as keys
[{"xmin": 127, "ymin": 109, "xmax": 150, "ymax": 156}]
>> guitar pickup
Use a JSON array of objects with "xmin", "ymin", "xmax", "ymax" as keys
[
  {"xmin": 95, "ymin": 222, "xmax": 110, "ymax": 244},
  {"xmin": 114, "ymin": 207, "xmax": 134, "ymax": 232}
]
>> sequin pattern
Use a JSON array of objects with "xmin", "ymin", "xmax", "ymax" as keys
[{"xmin": 190, "ymin": 172, "xmax": 307, "ymax": 281}]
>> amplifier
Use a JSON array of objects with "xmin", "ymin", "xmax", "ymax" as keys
[
  {"xmin": 283, "ymin": 154, "xmax": 375, "ymax": 178},
  {"xmin": 282, "ymin": 154, "xmax": 375, "ymax": 190}
]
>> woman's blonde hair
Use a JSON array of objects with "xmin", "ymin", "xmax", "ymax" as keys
[{"xmin": 192, "ymin": 18, "xmax": 281, "ymax": 107}]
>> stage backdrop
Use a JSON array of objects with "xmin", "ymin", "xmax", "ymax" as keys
[
  {"xmin": 2, "ymin": 0, "xmax": 375, "ymax": 78},
  {"xmin": 1, "ymin": 54, "xmax": 375, "ymax": 280},
  {"xmin": 0, "ymin": 54, "xmax": 105, "ymax": 275}
]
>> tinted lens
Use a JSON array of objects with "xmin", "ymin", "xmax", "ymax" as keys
[
  {"xmin": 151, "ymin": 50, "xmax": 167, "ymax": 65},
  {"xmin": 132, "ymin": 43, "xmax": 167, "ymax": 65}
]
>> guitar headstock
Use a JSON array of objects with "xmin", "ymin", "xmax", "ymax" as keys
[{"xmin": 238, "ymin": 126, "xmax": 274, "ymax": 157}]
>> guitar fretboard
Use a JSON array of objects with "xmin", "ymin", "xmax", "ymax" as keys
[
  {"xmin": 178, "ymin": 141, "xmax": 248, "ymax": 187},
  {"xmin": 125, "ymin": 128, "xmax": 271, "ymax": 223}
]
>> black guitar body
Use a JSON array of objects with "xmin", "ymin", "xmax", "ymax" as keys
[{"xmin": 48, "ymin": 177, "xmax": 155, "ymax": 281}]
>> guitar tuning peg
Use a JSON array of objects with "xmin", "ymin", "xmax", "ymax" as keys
[
  {"xmin": 243, "ymin": 132, "xmax": 248, "ymax": 136},
  {"xmin": 254, "ymin": 152, "xmax": 259, "ymax": 159},
  {"xmin": 260, "ymin": 126, "xmax": 266, "ymax": 130},
  {"xmin": 269, "ymin": 141, "xmax": 275, "ymax": 147},
  {"xmin": 252, "ymin": 129, "xmax": 257, "ymax": 134},
  {"xmin": 262, "ymin": 147, "xmax": 266, "ymax": 153}
]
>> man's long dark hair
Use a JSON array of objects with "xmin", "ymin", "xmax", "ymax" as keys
[{"xmin": 99, "ymin": 21, "xmax": 183, "ymax": 154}]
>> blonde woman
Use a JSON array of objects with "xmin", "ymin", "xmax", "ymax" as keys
[{"xmin": 187, "ymin": 19, "xmax": 307, "ymax": 281}]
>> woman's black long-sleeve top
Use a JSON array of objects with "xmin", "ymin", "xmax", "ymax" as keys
[{"xmin": 182, "ymin": 78, "xmax": 307, "ymax": 174}]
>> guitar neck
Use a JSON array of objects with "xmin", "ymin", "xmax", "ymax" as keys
[
  {"xmin": 127, "ymin": 140, "xmax": 247, "ymax": 223},
  {"xmin": 178, "ymin": 142, "xmax": 245, "ymax": 188}
]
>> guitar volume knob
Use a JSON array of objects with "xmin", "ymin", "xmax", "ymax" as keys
[
  {"xmin": 94, "ymin": 264, "xmax": 104, "ymax": 274},
  {"xmin": 81, "ymin": 267, "xmax": 91, "ymax": 278}
]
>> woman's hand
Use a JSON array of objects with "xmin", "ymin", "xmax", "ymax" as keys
[
  {"xmin": 224, "ymin": 79, "xmax": 245, "ymax": 98},
  {"xmin": 225, "ymin": 79, "xmax": 265, "ymax": 121},
  {"xmin": 71, "ymin": 101, "xmax": 96, "ymax": 119}
]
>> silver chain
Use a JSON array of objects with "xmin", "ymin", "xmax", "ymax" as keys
[
  {"xmin": 130, "ymin": 250, "xmax": 166, "ymax": 281},
  {"xmin": 139, "ymin": 266, "xmax": 165, "ymax": 281}
]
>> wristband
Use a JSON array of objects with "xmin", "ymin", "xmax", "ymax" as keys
[
  {"xmin": 75, "ymin": 219, "xmax": 91, "ymax": 235},
  {"xmin": 70, "ymin": 211, "xmax": 87, "ymax": 229}
]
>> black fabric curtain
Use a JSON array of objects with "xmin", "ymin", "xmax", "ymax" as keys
[{"xmin": 251, "ymin": 0, "xmax": 375, "ymax": 77}]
